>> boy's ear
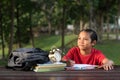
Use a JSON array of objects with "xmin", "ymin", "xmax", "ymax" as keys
[{"xmin": 92, "ymin": 40, "xmax": 97, "ymax": 46}]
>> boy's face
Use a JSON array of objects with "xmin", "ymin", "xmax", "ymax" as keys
[{"xmin": 77, "ymin": 31, "xmax": 95, "ymax": 50}]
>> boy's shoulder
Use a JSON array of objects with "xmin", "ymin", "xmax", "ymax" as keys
[
  {"xmin": 70, "ymin": 46, "xmax": 79, "ymax": 50},
  {"xmin": 92, "ymin": 48, "xmax": 103, "ymax": 54}
]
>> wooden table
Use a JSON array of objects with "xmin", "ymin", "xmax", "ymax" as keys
[{"xmin": 0, "ymin": 66, "xmax": 120, "ymax": 80}]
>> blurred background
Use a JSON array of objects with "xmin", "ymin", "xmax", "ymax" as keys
[{"xmin": 0, "ymin": 0, "xmax": 120, "ymax": 65}]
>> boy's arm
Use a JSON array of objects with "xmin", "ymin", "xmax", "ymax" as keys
[{"xmin": 101, "ymin": 58, "xmax": 114, "ymax": 70}]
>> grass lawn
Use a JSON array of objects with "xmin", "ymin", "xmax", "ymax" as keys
[
  {"xmin": 95, "ymin": 40, "xmax": 120, "ymax": 65},
  {"xmin": 26, "ymin": 34, "xmax": 78, "ymax": 51},
  {"xmin": 0, "ymin": 34, "xmax": 120, "ymax": 66}
]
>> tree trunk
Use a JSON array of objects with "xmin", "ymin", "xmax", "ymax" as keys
[
  {"xmin": 8, "ymin": 0, "xmax": 15, "ymax": 55},
  {"xmin": 61, "ymin": 5, "xmax": 66, "ymax": 52},
  {"xmin": 16, "ymin": 5, "xmax": 22, "ymax": 48},
  {"xmin": 106, "ymin": 15, "xmax": 110, "ymax": 40},
  {"xmin": 48, "ymin": 20, "xmax": 52, "ymax": 35},
  {"xmin": 0, "ymin": 3, "xmax": 5, "ymax": 59},
  {"xmin": 88, "ymin": 0, "xmax": 93, "ymax": 28},
  {"xmin": 115, "ymin": 16, "xmax": 119, "ymax": 40},
  {"xmin": 116, "ymin": 2, "xmax": 120, "ymax": 40},
  {"xmin": 96, "ymin": 14, "xmax": 104, "ymax": 42},
  {"xmin": 29, "ymin": 12, "xmax": 35, "ymax": 47}
]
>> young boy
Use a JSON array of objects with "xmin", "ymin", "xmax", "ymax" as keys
[{"xmin": 62, "ymin": 29, "xmax": 114, "ymax": 70}]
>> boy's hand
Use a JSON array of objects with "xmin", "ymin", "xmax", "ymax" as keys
[
  {"xmin": 99, "ymin": 60, "xmax": 114, "ymax": 70},
  {"xmin": 66, "ymin": 60, "xmax": 75, "ymax": 67},
  {"xmin": 103, "ymin": 64, "xmax": 114, "ymax": 70},
  {"xmin": 103, "ymin": 60, "xmax": 114, "ymax": 70}
]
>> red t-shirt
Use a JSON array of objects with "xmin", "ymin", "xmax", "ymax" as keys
[{"xmin": 62, "ymin": 46, "xmax": 106, "ymax": 65}]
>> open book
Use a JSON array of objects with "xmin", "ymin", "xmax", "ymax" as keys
[{"xmin": 65, "ymin": 64, "xmax": 97, "ymax": 70}]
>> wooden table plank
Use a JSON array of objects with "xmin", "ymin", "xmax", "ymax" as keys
[{"xmin": 0, "ymin": 65, "xmax": 120, "ymax": 80}]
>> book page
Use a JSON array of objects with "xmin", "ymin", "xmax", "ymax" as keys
[{"xmin": 73, "ymin": 64, "xmax": 97, "ymax": 70}]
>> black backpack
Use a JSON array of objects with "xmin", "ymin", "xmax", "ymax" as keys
[{"xmin": 6, "ymin": 48, "xmax": 50, "ymax": 71}]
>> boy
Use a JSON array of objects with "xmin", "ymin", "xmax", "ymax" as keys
[{"xmin": 62, "ymin": 29, "xmax": 114, "ymax": 70}]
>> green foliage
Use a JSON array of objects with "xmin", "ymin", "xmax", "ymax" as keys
[{"xmin": 14, "ymin": 30, "xmax": 30, "ymax": 44}]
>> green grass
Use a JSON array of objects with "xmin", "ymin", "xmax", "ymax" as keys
[
  {"xmin": 0, "ymin": 59, "xmax": 7, "ymax": 66},
  {"xmin": 95, "ymin": 40, "xmax": 120, "ymax": 65},
  {"xmin": 0, "ymin": 34, "xmax": 120, "ymax": 66},
  {"xmin": 26, "ymin": 34, "xmax": 77, "ymax": 51}
]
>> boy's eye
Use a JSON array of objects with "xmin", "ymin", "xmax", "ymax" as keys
[
  {"xmin": 84, "ymin": 38, "xmax": 88, "ymax": 40},
  {"xmin": 78, "ymin": 38, "xmax": 81, "ymax": 40}
]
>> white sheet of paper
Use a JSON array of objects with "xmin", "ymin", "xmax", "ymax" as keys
[{"xmin": 73, "ymin": 64, "xmax": 97, "ymax": 70}]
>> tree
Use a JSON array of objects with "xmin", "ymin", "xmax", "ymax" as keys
[
  {"xmin": 8, "ymin": 0, "xmax": 15, "ymax": 54},
  {"xmin": 0, "ymin": 2, "xmax": 5, "ymax": 59}
]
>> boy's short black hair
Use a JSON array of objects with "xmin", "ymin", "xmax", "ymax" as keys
[{"xmin": 80, "ymin": 29, "xmax": 98, "ymax": 42}]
